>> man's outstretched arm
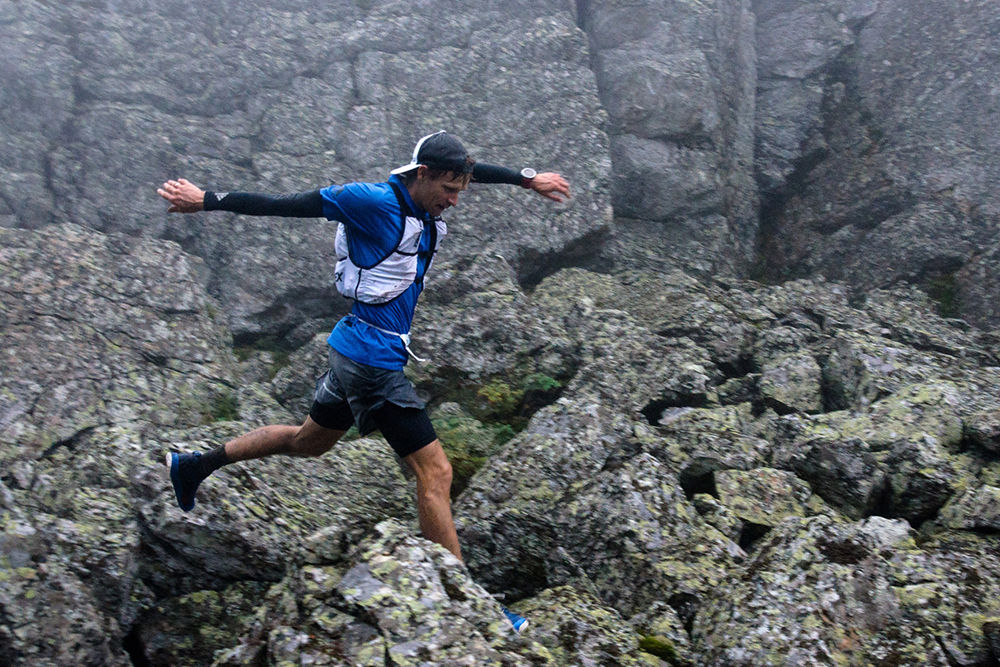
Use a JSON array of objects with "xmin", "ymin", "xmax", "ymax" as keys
[
  {"xmin": 157, "ymin": 178, "xmax": 324, "ymax": 217},
  {"xmin": 472, "ymin": 165, "xmax": 571, "ymax": 203}
]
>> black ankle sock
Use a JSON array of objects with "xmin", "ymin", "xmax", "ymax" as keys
[{"xmin": 200, "ymin": 446, "xmax": 231, "ymax": 476}]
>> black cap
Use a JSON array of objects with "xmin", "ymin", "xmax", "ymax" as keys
[{"xmin": 391, "ymin": 131, "xmax": 474, "ymax": 175}]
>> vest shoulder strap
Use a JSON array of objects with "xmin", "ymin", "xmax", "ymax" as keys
[{"xmin": 388, "ymin": 181, "xmax": 416, "ymax": 219}]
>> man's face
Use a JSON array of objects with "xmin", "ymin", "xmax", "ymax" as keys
[{"xmin": 408, "ymin": 167, "xmax": 468, "ymax": 217}]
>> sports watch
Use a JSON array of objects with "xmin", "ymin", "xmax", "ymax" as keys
[{"xmin": 520, "ymin": 168, "xmax": 537, "ymax": 188}]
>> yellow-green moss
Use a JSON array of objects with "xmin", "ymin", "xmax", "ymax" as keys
[{"xmin": 638, "ymin": 635, "xmax": 677, "ymax": 661}]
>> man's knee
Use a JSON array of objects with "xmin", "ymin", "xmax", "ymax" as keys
[
  {"xmin": 428, "ymin": 455, "xmax": 453, "ymax": 488},
  {"xmin": 409, "ymin": 441, "xmax": 453, "ymax": 491}
]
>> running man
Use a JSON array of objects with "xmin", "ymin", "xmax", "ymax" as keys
[{"xmin": 158, "ymin": 131, "xmax": 570, "ymax": 632}]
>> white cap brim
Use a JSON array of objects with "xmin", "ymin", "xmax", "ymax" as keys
[{"xmin": 389, "ymin": 162, "xmax": 421, "ymax": 176}]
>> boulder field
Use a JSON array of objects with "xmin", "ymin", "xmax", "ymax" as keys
[{"xmin": 2, "ymin": 225, "xmax": 999, "ymax": 665}]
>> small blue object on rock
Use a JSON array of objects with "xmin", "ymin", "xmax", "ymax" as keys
[{"xmin": 501, "ymin": 606, "xmax": 528, "ymax": 633}]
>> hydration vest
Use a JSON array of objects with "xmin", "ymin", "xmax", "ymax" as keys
[{"xmin": 334, "ymin": 182, "xmax": 447, "ymax": 305}]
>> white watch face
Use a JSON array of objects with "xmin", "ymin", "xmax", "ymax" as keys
[{"xmin": 521, "ymin": 168, "xmax": 537, "ymax": 179}]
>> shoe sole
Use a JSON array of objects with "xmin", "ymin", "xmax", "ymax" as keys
[{"xmin": 167, "ymin": 452, "xmax": 195, "ymax": 512}]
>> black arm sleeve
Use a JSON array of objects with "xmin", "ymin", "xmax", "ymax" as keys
[
  {"xmin": 203, "ymin": 190, "xmax": 325, "ymax": 217},
  {"xmin": 471, "ymin": 163, "xmax": 525, "ymax": 186}
]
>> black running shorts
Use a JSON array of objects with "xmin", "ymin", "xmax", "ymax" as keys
[{"xmin": 309, "ymin": 348, "xmax": 437, "ymax": 458}]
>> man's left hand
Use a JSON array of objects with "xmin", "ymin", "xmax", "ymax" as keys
[{"xmin": 530, "ymin": 173, "xmax": 571, "ymax": 202}]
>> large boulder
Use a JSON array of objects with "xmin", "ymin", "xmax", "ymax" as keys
[
  {"xmin": 135, "ymin": 426, "xmax": 417, "ymax": 597},
  {"xmin": 772, "ymin": 382, "xmax": 977, "ymax": 522},
  {"xmin": 753, "ymin": 0, "xmax": 876, "ymax": 194},
  {"xmin": 580, "ymin": 0, "xmax": 759, "ymax": 277},
  {"xmin": 0, "ymin": 223, "xmax": 236, "ymax": 462},
  {"xmin": 212, "ymin": 519, "xmax": 655, "ymax": 667},
  {"xmin": 692, "ymin": 516, "xmax": 1000, "ymax": 665}
]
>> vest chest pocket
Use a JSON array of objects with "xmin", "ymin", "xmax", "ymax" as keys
[
  {"xmin": 396, "ymin": 216, "xmax": 424, "ymax": 255},
  {"xmin": 334, "ymin": 217, "xmax": 424, "ymax": 305}
]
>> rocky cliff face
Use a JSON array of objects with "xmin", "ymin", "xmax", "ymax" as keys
[
  {"xmin": 1, "ymin": 0, "xmax": 613, "ymax": 342},
  {"xmin": 7, "ymin": 0, "xmax": 999, "ymax": 331},
  {"xmin": 3, "ymin": 0, "xmax": 1000, "ymax": 665},
  {"xmin": 580, "ymin": 0, "xmax": 759, "ymax": 277},
  {"xmin": 756, "ymin": 0, "xmax": 1000, "ymax": 329}
]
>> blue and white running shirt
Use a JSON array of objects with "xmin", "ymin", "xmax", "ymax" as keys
[{"xmin": 320, "ymin": 175, "xmax": 437, "ymax": 370}]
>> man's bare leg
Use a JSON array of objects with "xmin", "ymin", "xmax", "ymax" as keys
[
  {"xmin": 224, "ymin": 416, "xmax": 346, "ymax": 462},
  {"xmin": 404, "ymin": 439, "xmax": 461, "ymax": 561},
  {"xmin": 168, "ymin": 417, "xmax": 344, "ymax": 511}
]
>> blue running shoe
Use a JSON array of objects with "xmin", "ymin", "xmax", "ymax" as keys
[
  {"xmin": 501, "ymin": 606, "xmax": 528, "ymax": 633},
  {"xmin": 167, "ymin": 452, "xmax": 205, "ymax": 512}
]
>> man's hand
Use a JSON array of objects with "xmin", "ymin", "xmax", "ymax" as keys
[
  {"xmin": 530, "ymin": 172, "xmax": 571, "ymax": 203},
  {"xmin": 157, "ymin": 179, "xmax": 206, "ymax": 213}
]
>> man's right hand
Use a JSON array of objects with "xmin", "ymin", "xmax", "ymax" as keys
[{"xmin": 157, "ymin": 179, "xmax": 205, "ymax": 213}]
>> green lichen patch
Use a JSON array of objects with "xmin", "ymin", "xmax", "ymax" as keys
[
  {"xmin": 639, "ymin": 634, "xmax": 678, "ymax": 661},
  {"xmin": 205, "ymin": 390, "xmax": 240, "ymax": 423}
]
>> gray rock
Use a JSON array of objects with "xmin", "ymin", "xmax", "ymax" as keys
[
  {"xmin": 693, "ymin": 493, "xmax": 744, "ymax": 542},
  {"xmin": 2, "ymin": 0, "xmax": 612, "ymax": 343},
  {"xmin": 758, "ymin": 0, "xmax": 1000, "ymax": 329},
  {"xmin": 937, "ymin": 485, "xmax": 1000, "ymax": 532},
  {"xmin": 863, "ymin": 286, "xmax": 995, "ymax": 365},
  {"xmin": 821, "ymin": 331, "xmax": 951, "ymax": 411},
  {"xmin": 773, "ymin": 429, "xmax": 888, "ymax": 520},
  {"xmin": 456, "ymin": 390, "xmax": 636, "ymax": 600},
  {"xmin": 138, "ymin": 582, "xmax": 270, "ymax": 667},
  {"xmin": 557, "ymin": 452, "xmax": 742, "ymax": 617},
  {"xmin": 0, "ymin": 224, "xmax": 237, "ymax": 460},
  {"xmin": 0, "ymin": 455, "xmax": 139, "ymax": 667},
  {"xmin": 136, "ymin": 429, "xmax": 416, "ymax": 596},
  {"xmin": 754, "ymin": 78, "xmax": 826, "ymax": 193},
  {"xmin": 581, "ymin": 0, "xmax": 758, "ymax": 276},
  {"xmin": 964, "ymin": 410, "xmax": 1000, "ymax": 455},
  {"xmin": 757, "ymin": 6, "xmax": 855, "ymax": 80},
  {"xmin": 752, "ymin": 0, "xmax": 864, "ymax": 195},
  {"xmin": 692, "ymin": 515, "xmax": 1000, "ymax": 665},
  {"xmin": 597, "ymin": 47, "xmax": 720, "ymax": 140},
  {"xmin": 0, "ymin": 2, "xmax": 75, "ymax": 230},
  {"xmin": 610, "ymin": 134, "xmax": 724, "ymax": 222},
  {"xmin": 268, "ymin": 332, "xmax": 333, "ymax": 421},
  {"xmin": 511, "ymin": 586, "xmax": 653, "ymax": 666},
  {"xmin": 715, "ymin": 467, "xmax": 818, "ymax": 527},
  {"xmin": 214, "ymin": 519, "xmax": 651, "ymax": 667},
  {"xmin": 817, "ymin": 204, "xmax": 976, "ymax": 292},
  {"xmin": 856, "ymin": 0, "xmax": 1000, "ymax": 217},
  {"xmin": 758, "ymin": 351, "xmax": 824, "ymax": 415}
]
